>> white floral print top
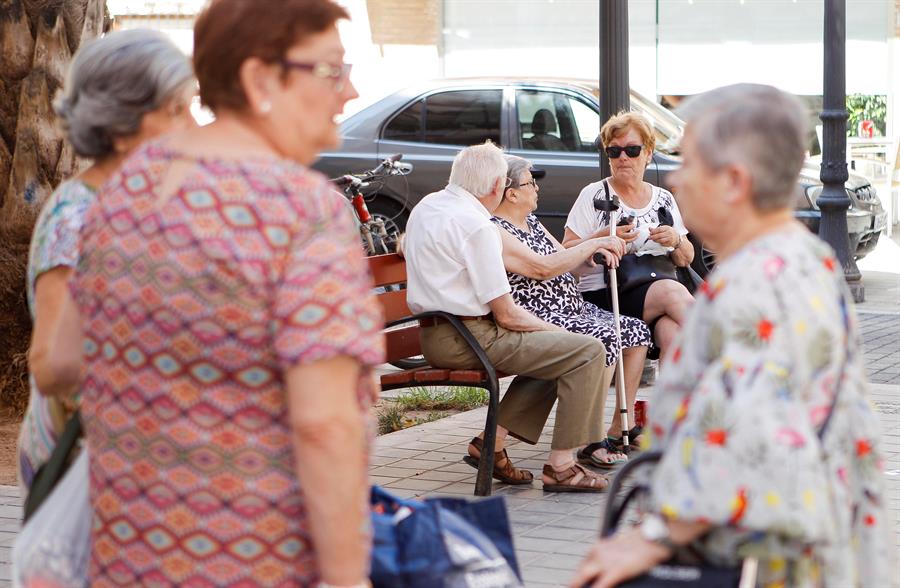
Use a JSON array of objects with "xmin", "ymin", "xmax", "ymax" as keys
[{"xmin": 646, "ymin": 225, "xmax": 893, "ymax": 587}]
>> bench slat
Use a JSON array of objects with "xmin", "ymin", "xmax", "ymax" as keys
[
  {"xmin": 385, "ymin": 325, "xmax": 421, "ymax": 363},
  {"xmin": 369, "ymin": 253, "xmax": 407, "ymax": 287},
  {"xmin": 376, "ymin": 289, "xmax": 412, "ymax": 323}
]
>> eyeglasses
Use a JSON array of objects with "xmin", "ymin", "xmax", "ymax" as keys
[
  {"xmin": 279, "ymin": 59, "xmax": 353, "ymax": 91},
  {"xmin": 605, "ymin": 145, "xmax": 643, "ymax": 159},
  {"xmin": 515, "ymin": 178, "xmax": 538, "ymax": 189}
]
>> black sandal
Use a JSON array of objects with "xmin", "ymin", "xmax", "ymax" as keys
[
  {"xmin": 576, "ymin": 439, "xmax": 628, "ymax": 469},
  {"xmin": 607, "ymin": 425, "xmax": 644, "ymax": 453}
]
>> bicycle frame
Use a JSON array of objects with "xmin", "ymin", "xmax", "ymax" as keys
[{"xmin": 332, "ymin": 154, "xmax": 411, "ymax": 256}]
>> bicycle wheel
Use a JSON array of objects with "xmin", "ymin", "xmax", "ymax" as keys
[{"xmin": 390, "ymin": 357, "xmax": 428, "ymax": 370}]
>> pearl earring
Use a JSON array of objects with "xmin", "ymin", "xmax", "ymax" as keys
[{"xmin": 259, "ymin": 101, "xmax": 272, "ymax": 114}]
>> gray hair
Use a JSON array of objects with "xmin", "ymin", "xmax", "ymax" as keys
[
  {"xmin": 54, "ymin": 29, "xmax": 194, "ymax": 159},
  {"xmin": 676, "ymin": 84, "xmax": 808, "ymax": 211},
  {"xmin": 504, "ymin": 155, "xmax": 532, "ymax": 186},
  {"xmin": 448, "ymin": 141, "xmax": 508, "ymax": 197}
]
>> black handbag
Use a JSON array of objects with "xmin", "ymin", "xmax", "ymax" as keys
[
  {"xmin": 616, "ymin": 254, "xmax": 679, "ymax": 294},
  {"xmin": 23, "ymin": 410, "xmax": 82, "ymax": 522}
]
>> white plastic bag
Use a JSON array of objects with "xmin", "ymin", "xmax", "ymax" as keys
[{"xmin": 12, "ymin": 449, "xmax": 91, "ymax": 588}]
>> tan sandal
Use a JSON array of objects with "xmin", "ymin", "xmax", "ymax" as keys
[
  {"xmin": 541, "ymin": 462, "xmax": 608, "ymax": 493},
  {"xmin": 462, "ymin": 437, "xmax": 534, "ymax": 485}
]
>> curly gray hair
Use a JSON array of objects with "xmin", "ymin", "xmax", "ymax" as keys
[{"xmin": 54, "ymin": 29, "xmax": 194, "ymax": 159}]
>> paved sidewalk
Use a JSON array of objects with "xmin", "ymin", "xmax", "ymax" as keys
[{"xmin": 369, "ymin": 380, "xmax": 900, "ymax": 588}]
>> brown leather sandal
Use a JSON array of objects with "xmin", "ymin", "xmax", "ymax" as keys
[
  {"xmin": 541, "ymin": 462, "xmax": 608, "ymax": 493},
  {"xmin": 462, "ymin": 437, "xmax": 534, "ymax": 485}
]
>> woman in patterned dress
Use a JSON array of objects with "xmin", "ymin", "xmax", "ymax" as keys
[
  {"xmin": 563, "ymin": 112, "xmax": 695, "ymax": 361},
  {"xmin": 572, "ymin": 85, "xmax": 893, "ymax": 588},
  {"xmin": 21, "ymin": 29, "xmax": 195, "ymax": 490},
  {"xmin": 43, "ymin": 1, "xmax": 383, "ymax": 586},
  {"xmin": 492, "ymin": 155, "xmax": 652, "ymax": 467}
]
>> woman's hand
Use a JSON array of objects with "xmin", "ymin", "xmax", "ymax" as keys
[
  {"xmin": 649, "ymin": 225, "xmax": 681, "ymax": 248},
  {"xmin": 583, "ymin": 236, "xmax": 624, "ymax": 268},
  {"xmin": 593, "ymin": 224, "xmax": 637, "ymax": 243},
  {"xmin": 595, "ymin": 235, "xmax": 626, "ymax": 258},
  {"xmin": 569, "ymin": 528, "xmax": 670, "ymax": 588}
]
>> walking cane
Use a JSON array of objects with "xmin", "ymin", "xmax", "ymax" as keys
[{"xmin": 593, "ymin": 191, "xmax": 630, "ymax": 452}]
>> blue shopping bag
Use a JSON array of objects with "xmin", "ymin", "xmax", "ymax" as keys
[{"xmin": 370, "ymin": 486, "xmax": 522, "ymax": 588}]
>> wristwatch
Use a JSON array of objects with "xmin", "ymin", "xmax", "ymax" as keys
[{"xmin": 640, "ymin": 514, "xmax": 678, "ymax": 552}]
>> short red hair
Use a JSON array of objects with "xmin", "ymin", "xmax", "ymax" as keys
[{"xmin": 193, "ymin": 0, "xmax": 349, "ymax": 112}]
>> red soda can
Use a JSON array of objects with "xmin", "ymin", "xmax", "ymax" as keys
[{"xmin": 634, "ymin": 399, "xmax": 648, "ymax": 428}]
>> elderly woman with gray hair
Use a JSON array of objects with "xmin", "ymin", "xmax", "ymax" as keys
[
  {"xmin": 492, "ymin": 155, "xmax": 652, "ymax": 467},
  {"xmin": 572, "ymin": 84, "xmax": 892, "ymax": 588},
  {"xmin": 19, "ymin": 29, "xmax": 195, "ymax": 490}
]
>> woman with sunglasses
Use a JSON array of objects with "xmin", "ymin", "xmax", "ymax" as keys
[
  {"xmin": 45, "ymin": 1, "xmax": 382, "ymax": 586},
  {"xmin": 564, "ymin": 112, "xmax": 694, "ymax": 425}
]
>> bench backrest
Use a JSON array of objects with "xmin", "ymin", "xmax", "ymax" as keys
[{"xmin": 368, "ymin": 253, "xmax": 421, "ymax": 363}]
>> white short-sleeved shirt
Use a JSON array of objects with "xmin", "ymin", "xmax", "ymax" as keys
[
  {"xmin": 565, "ymin": 180, "xmax": 688, "ymax": 292},
  {"xmin": 405, "ymin": 184, "xmax": 511, "ymax": 316}
]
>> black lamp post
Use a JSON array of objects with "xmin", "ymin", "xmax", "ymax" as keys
[
  {"xmin": 599, "ymin": 0, "xmax": 630, "ymax": 179},
  {"xmin": 817, "ymin": 0, "xmax": 864, "ymax": 301}
]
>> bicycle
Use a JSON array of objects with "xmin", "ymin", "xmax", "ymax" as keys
[
  {"xmin": 332, "ymin": 155, "xmax": 427, "ymax": 370},
  {"xmin": 331, "ymin": 154, "xmax": 412, "ymax": 256}
]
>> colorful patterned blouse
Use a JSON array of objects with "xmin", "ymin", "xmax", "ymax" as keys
[
  {"xmin": 18, "ymin": 179, "xmax": 95, "ymax": 489},
  {"xmin": 72, "ymin": 142, "xmax": 384, "ymax": 587},
  {"xmin": 646, "ymin": 225, "xmax": 892, "ymax": 587}
]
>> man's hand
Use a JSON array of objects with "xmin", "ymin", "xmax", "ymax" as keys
[{"xmin": 490, "ymin": 293, "xmax": 561, "ymax": 332}]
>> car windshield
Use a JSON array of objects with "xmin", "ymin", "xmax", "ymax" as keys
[{"xmin": 585, "ymin": 86, "xmax": 684, "ymax": 156}]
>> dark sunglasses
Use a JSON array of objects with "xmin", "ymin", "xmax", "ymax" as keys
[{"xmin": 605, "ymin": 145, "xmax": 643, "ymax": 159}]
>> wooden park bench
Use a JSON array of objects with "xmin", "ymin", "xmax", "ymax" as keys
[{"xmin": 368, "ymin": 253, "xmax": 504, "ymax": 497}]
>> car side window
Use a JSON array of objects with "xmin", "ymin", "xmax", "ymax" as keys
[
  {"xmin": 383, "ymin": 99, "xmax": 424, "ymax": 142},
  {"xmin": 383, "ymin": 90, "xmax": 502, "ymax": 146},
  {"xmin": 517, "ymin": 90, "xmax": 598, "ymax": 152}
]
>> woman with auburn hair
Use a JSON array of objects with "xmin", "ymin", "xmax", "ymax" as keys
[
  {"xmin": 564, "ymin": 112, "xmax": 695, "ymax": 390},
  {"xmin": 45, "ymin": 1, "xmax": 383, "ymax": 586}
]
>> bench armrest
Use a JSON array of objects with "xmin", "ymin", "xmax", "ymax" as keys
[{"xmin": 385, "ymin": 311, "xmax": 499, "ymax": 392}]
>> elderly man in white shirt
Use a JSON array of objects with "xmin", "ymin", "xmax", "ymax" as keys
[{"xmin": 405, "ymin": 142, "xmax": 614, "ymax": 493}]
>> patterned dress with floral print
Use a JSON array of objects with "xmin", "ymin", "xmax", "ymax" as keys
[
  {"xmin": 644, "ymin": 225, "xmax": 892, "ymax": 587},
  {"xmin": 71, "ymin": 141, "xmax": 385, "ymax": 587},
  {"xmin": 492, "ymin": 214, "xmax": 651, "ymax": 366},
  {"xmin": 18, "ymin": 179, "xmax": 95, "ymax": 490}
]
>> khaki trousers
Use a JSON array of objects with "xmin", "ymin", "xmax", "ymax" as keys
[{"xmin": 420, "ymin": 321, "xmax": 611, "ymax": 450}]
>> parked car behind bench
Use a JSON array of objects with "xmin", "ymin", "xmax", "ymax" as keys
[{"xmin": 314, "ymin": 77, "xmax": 886, "ymax": 275}]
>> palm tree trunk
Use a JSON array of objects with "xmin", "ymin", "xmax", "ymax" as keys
[{"xmin": 0, "ymin": 0, "xmax": 106, "ymax": 414}]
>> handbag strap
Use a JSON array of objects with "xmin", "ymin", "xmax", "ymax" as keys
[{"xmin": 23, "ymin": 410, "xmax": 83, "ymax": 523}]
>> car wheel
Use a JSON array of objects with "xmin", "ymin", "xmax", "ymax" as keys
[
  {"xmin": 688, "ymin": 235, "xmax": 716, "ymax": 278},
  {"xmin": 368, "ymin": 196, "xmax": 407, "ymax": 236}
]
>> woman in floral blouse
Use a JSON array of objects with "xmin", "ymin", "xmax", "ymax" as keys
[{"xmin": 573, "ymin": 85, "xmax": 892, "ymax": 588}]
